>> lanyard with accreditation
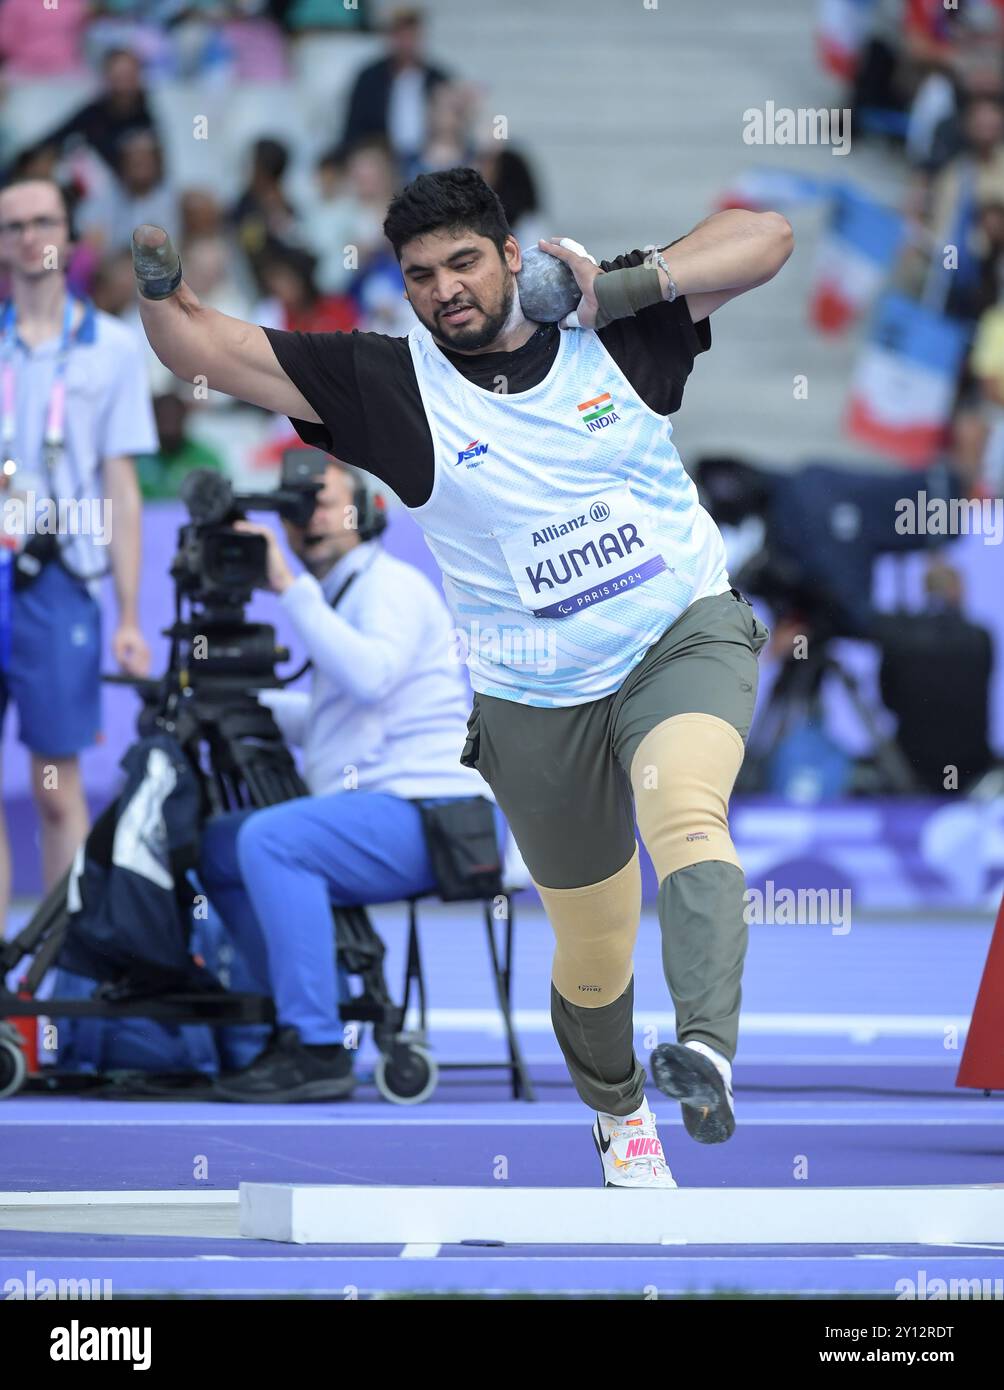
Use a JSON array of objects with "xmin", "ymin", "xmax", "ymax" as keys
[{"xmin": 0, "ymin": 295, "xmax": 110, "ymax": 589}]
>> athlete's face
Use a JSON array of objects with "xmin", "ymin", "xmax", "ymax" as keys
[{"xmin": 400, "ymin": 228, "xmax": 520, "ymax": 352}]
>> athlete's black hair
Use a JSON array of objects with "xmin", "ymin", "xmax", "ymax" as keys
[{"xmin": 383, "ymin": 166, "xmax": 511, "ymax": 262}]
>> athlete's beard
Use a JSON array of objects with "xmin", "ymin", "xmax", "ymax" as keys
[{"xmin": 425, "ymin": 273, "xmax": 517, "ymax": 352}]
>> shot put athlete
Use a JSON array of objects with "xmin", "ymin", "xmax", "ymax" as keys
[{"xmin": 132, "ymin": 167, "xmax": 791, "ymax": 1188}]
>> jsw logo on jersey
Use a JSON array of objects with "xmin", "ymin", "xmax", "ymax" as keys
[{"xmin": 456, "ymin": 438, "xmax": 489, "ymax": 467}]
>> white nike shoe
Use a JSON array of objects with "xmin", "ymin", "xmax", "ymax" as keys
[
  {"xmin": 592, "ymin": 1096, "xmax": 677, "ymax": 1189},
  {"xmin": 650, "ymin": 1039, "xmax": 735, "ymax": 1144}
]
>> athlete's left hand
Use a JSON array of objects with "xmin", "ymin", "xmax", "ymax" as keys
[
  {"xmin": 537, "ymin": 237, "xmax": 603, "ymax": 329},
  {"xmin": 114, "ymin": 621, "xmax": 150, "ymax": 677}
]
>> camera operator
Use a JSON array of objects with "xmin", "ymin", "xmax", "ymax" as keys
[
  {"xmin": 198, "ymin": 453, "xmax": 502, "ymax": 1102},
  {"xmin": 0, "ymin": 177, "xmax": 155, "ymax": 932},
  {"xmin": 694, "ymin": 445, "xmax": 997, "ymax": 793}
]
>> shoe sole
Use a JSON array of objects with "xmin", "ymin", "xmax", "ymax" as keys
[
  {"xmin": 212, "ymin": 1076, "xmax": 357, "ymax": 1104},
  {"xmin": 650, "ymin": 1044, "xmax": 735, "ymax": 1144},
  {"xmin": 591, "ymin": 1121, "xmax": 678, "ymax": 1189}
]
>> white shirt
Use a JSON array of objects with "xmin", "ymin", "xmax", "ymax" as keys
[
  {"xmin": 259, "ymin": 540, "xmax": 490, "ymax": 800},
  {"xmin": 387, "ymin": 65, "xmax": 427, "ymax": 158}
]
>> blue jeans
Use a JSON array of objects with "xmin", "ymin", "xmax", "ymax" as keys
[{"xmin": 198, "ymin": 791, "xmax": 503, "ymax": 1066}]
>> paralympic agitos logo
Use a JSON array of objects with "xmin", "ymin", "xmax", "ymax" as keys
[{"xmin": 456, "ymin": 438, "xmax": 489, "ymax": 467}]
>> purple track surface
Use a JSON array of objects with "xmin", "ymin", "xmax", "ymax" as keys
[{"xmin": 2, "ymin": 910, "xmax": 1003, "ymax": 1296}]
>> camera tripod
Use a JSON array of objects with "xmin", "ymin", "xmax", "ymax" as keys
[
  {"xmin": 741, "ymin": 626, "xmax": 920, "ymax": 795},
  {"xmin": 0, "ymin": 610, "xmax": 434, "ymax": 1103}
]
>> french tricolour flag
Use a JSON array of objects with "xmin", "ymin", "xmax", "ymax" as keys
[
  {"xmin": 714, "ymin": 167, "xmax": 830, "ymax": 214},
  {"xmin": 846, "ymin": 293, "xmax": 971, "ymax": 466},
  {"xmin": 810, "ymin": 186, "xmax": 905, "ymax": 334}
]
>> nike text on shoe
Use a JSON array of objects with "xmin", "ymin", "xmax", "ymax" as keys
[
  {"xmin": 650, "ymin": 1039, "xmax": 735, "ymax": 1144},
  {"xmin": 592, "ymin": 1098, "xmax": 677, "ymax": 1188}
]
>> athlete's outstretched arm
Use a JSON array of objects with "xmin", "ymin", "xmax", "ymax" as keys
[
  {"xmin": 131, "ymin": 224, "xmax": 321, "ymax": 422},
  {"xmin": 655, "ymin": 208, "xmax": 794, "ymax": 322}
]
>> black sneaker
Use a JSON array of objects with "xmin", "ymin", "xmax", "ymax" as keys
[
  {"xmin": 650, "ymin": 1041, "xmax": 735, "ymax": 1144},
  {"xmin": 213, "ymin": 1028, "xmax": 356, "ymax": 1103}
]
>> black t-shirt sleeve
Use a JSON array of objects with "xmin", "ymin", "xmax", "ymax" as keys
[
  {"xmin": 262, "ymin": 328, "xmax": 368, "ymax": 460},
  {"xmin": 595, "ymin": 247, "xmax": 711, "ymax": 415},
  {"xmin": 262, "ymin": 327, "xmax": 436, "ymax": 507}
]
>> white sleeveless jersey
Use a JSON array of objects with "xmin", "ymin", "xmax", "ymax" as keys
[{"xmin": 407, "ymin": 321, "xmax": 731, "ymax": 707}]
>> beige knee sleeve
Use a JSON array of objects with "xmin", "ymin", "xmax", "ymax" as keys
[
  {"xmin": 535, "ymin": 847, "xmax": 641, "ymax": 1009},
  {"xmin": 629, "ymin": 713, "xmax": 744, "ymax": 880}
]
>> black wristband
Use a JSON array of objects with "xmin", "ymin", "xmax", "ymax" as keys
[{"xmin": 593, "ymin": 263, "xmax": 664, "ymax": 329}]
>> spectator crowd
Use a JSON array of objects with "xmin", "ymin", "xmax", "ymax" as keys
[{"xmin": 0, "ymin": 2, "xmax": 548, "ymax": 496}]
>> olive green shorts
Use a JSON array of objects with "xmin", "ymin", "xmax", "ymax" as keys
[{"xmin": 460, "ymin": 589, "xmax": 769, "ymax": 889}]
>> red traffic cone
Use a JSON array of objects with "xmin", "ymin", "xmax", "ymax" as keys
[{"xmin": 957, "ymin": 891, "xmax": 1004, "ymax": 1093}]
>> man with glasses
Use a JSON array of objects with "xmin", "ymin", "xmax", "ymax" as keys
[{"xmin": 0, "ymin": 177, "xmax": 156, "ymax": 931}]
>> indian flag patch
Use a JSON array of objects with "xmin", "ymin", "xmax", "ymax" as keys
[{"xmin": 577, "ymin": 391, "xmax": 620, "ymax": 433}]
